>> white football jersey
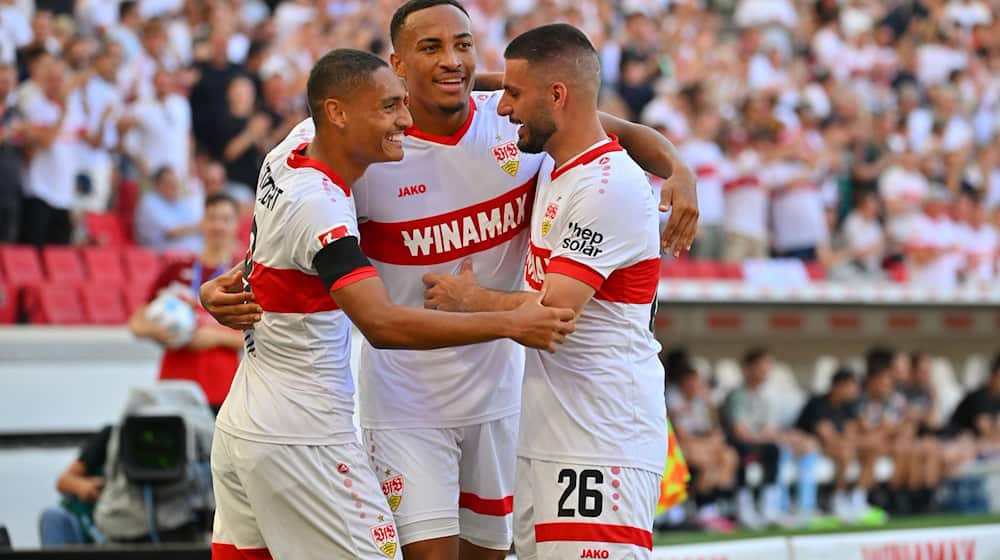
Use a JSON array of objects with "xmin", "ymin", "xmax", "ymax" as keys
[
  {"xmin": 215, "ymin": 124, "xmax": 377, "ymax": 445},
  {"xmin": 519, "ymin": 137, "xmax": 667, "ymax": 474},
  {"xmin": 352, "ymin": 92, "xmax": 546, "ymax": 429}
]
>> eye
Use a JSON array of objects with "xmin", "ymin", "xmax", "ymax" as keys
[
  {"xmin": 458, "ymin": 41, "xmax": 473, "ymax": 50},
  {"xmin": 422, "ymin": 45, "xmax": 438, "ymax": 53}
]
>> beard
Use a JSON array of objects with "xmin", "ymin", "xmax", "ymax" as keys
[{"xmin": 516, "ymin": 109, "xmax": 556, "ymax": 154}]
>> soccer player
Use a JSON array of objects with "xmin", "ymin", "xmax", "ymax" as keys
[
  {"xmin": 423, "ymin": 23, "xmax": 667, "ymax": 559},
  {"xmin": 208, "ymin": 49, "xmax": 575, "ymax": 560},
  {"xmin": 202, "ymin": 2, "xmax": 697, "ymax": 559}
]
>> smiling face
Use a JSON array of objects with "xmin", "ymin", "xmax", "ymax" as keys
[
  {"xmin": 342, "ymin": 65, "xmax": 412, "ymax": 163},
  {"xmin": 497, "ymin": 59, "xmax": 557, "ymax": 154},
  {"xmin": 391, "ymin": 4, "xmax": 476, "ymax": 116}
]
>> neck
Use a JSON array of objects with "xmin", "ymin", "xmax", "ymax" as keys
[
  {"xmin": 308, "ymin": 130, "xmax": 366, "ymax": 186},
  {"xmin": 546, "ymin": 111, "xmax": 607, "ymax": 170},
  {"xmin": 408, "ymin": 96, "xmax": 470, "ymax": 138},
  {"xmin": 200, "ymin": 244, "xmax": 232, "ymax": 267}
]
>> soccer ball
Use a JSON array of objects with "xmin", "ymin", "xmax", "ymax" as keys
[{"xmin": 145, "ymin": 292, "xmax": 197, "ymax": 349}]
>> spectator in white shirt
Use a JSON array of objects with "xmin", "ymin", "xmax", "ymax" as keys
[
  {"xmin": 107, "ymin": 1, "xmax": 143, "ymax": 63},
  {"xmin": 19, "ymin": 58, "xmax": 85, "ymax": 246},
  {"xmin": 945, "ymin": 0, "xmax": 992, "ymax": 28},
  {"xmin": 0, "ymin": 0, "xmax": 32, "ymax": 51},
  {"xmin": 722, "ymin": 133, "xmax": 769, "ymax": 261},
  {"xmin": 956, "ymin": 191, "xmax": 997, "ymax": 284},
  {"xmin": 905, "ymin": 190, "xmax": 962, "ymax": 289},
  {"xmin": 765, "ymin": 142, "xmax": 828, "ymax": 261},
  {"xmin": 119, "ymin": 67, "xmax": 191, "ymax": 180},
  {"xmin": 134, "ymin": 166, "xmax": 203, "ymax": 254},
  {"xmin": 76, "ymin": 43, "xmax": 124, "ymax": 213},
  {"xmin": 122, "ymin": 18, "xmax": 178, "ymax": 101},
  {"xmin": 681, "ymin": 109, "xmax": 725, "ymax": 258},
  {"xmin": 826, "ymin": 191, "xmax": 885, "ymax": 279},
  {"xmin": 879, "ymin": 146, "xmax": 928, "ymax": 251}
]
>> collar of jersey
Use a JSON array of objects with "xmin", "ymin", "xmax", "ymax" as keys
[
  {"xmin": 286, "ymin": 142, "xmax": 351, "ymax": 197},
  {"xmin": 403, "ymin": 97, "xmax": 476, "ymax": 146},
  {"xmin": 550, "ymin": 134, "xmax": 623, "ymax": 181}
]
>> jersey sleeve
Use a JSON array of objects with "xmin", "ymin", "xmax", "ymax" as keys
[
  {"xmin": 286, "ymin": 188, "xmax": 377, "ymax": 291},
  {"xmin": 547, "ymin": 181, "xmax": 652, "ymax": 291}
]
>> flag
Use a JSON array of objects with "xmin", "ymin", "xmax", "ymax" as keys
[{"xmin": 655, "ymin": 417, "xmax": 690, "ymax": 516}]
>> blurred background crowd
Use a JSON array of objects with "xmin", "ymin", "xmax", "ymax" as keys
[{"xmin": 4, "ymin": 0, "xmax": 1000, "ymax": 288}]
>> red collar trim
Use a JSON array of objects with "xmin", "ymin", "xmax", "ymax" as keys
[
  {"xmin": 404, "ymin": 97, "xmax": 476, "ymax": 146},
  {"xmin": 286, "ymin": 143, "xmax": 351, "ymax": 197},
  {"xmin": 550, "ymin": 135, "xmax": 623, "ymax": 181}
]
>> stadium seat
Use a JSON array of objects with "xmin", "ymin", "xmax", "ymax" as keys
[
  {"xmin": 804, "ymin": 261, "xmax": 825, "ymax": 281},
  {"xmin": 712, "ymin": 358, "xmax": 743, "ymax": 401},
  {"xmin": 80, "ymin": 285, "xmax": 128, "ymax": 324},
  {"xmin": 27, "ymin": 285, "xmax": 86, "ymax": 325},
  {"xmin": 84, "ymin": 213, "xmax": 129, "ymax": 247},
  {"xmin": 123, "ymin": 247, "xmax": 161, "ymax": 291},
  {"xmin": 122, "ymin": 282, "xmax": 150, "ymax": 315},
  {"xmin": 962, "ymin": 354, "xmax": 989, "ymax": 390},
  {"xmin": 0, "ymin": 281, "xmax": 15, "ymax": 323},
  {"xmin": 40, "ymin": 246, "xmax": 86, "ymax": 287},
  {"xmin": 661, "ymin": 259, "xmax": 694, "ymax": 279},
  {"xmin": 0, "ymin": 245, "xmax": 43, "ymax": 288},
  {"xmin": 81, "ymin": 247, "xmax": 126, "ymax": 287},
  {"xmin": 812, "ymin": 355, "xmax": 840, "ymax": 394},
  {"xmin": 717, "ymin": 262, "xmax": 744, "ymax": 280}
]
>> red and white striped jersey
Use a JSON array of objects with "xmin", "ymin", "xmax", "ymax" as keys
[
  {"xmin": 351, "ymin": 92, "xmax": 546, "ymax": 429},
  {"xmin": 215, "ymin": 125, "xmax": 378, "ymax": 445},
  {"xmin": 520, "ymin": 137, "xmax": 667, "ymax": 474}
]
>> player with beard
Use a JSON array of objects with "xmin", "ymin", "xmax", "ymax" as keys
[
  {"xmin": 423, "ymin": 24, "xmax": 668, "ymax": 559},
  {"xmin": 201, "ymin": 3, "xmax": 697, "ymax": 559}
]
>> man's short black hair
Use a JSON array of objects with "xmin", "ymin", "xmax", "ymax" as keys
[
  {"xmin": 503, "ymin": 23, "xmax": 601, "ymax": 90},
  {"xmin": 865, "ymin": 346, "xmax": 895, "ymax": 377},
  {"xmin": 390, "ymin": 0, "xmax": 470, "ymax": 48},
  {"xmin": 119, "ymin": 1, "xmax": 137, "ymax": 19},
  {"xmin": 306, "ymin": 49, "xmax": 389, "ymax": 125},
  {"xmin": 831, "ymin": 368, "xmax": 856, "ymax": 387},
  {"xmin": 205, "ymin": 193, "xmax": 238, "ymax": 213},
  {"xmin": 742, "ymin": 347, "xmax": 770, "ymax": 368}
]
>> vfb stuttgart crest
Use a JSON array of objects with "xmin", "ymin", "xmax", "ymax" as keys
[
  {"xmin": 381, "ymin": 474, "xmax": 404, "ymax": 512},
  {"xmin": 370, "ymin": 521, "xmax": 398, "ymax": 558},
  {"xmin": 541, "ymin": 202, "xmax": 559, "ymax": 237},
  {"xmin": 491, "ymin": 140, "xmax": 520, "ymax": 176}
]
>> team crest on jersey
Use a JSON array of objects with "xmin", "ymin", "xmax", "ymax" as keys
[
  {"xmin": 491, "ymin": 140, "xmax": 520, "ymax": 176},
  {"xmin": 541, "ymin": 202, "xmax": 559, "ymax": 237},
  {"xmin": 381, "ymin": 474, "xmax": 404, "ymax": 512},
  {"xmin": 370, "ymin": 521, "xmax": 398, "ymax": 558}
]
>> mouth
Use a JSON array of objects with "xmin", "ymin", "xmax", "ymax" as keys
[
  {"xmin": 434, "ymin": 76, "xmax": 466, "ymax": 94},
  {"xmin": 385, "ymin": 131, "xmax": 403, "ymax": 149}
]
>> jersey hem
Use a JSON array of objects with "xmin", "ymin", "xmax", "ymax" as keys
[
  {"xmin": 360, "ymin": 406, "xmax": 521, "ymax": 431},
  {"xmin": 215, "ymin": 422, "xmax": 359, "ymax": 446}
]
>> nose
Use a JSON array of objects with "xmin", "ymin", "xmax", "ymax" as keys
[
  {"xmin": 497, "ymin": 95, "xmax": 511, "ymax": 117},
  {"xmin": 440, "ymin": 45, "xmax": 461, "ymax": 70},
  {"xmin": 397, "ymin": 105, "xmax": 413, "ymax": 130}
]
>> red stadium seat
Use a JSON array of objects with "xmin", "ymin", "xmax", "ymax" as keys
[
  {"xmin": 660, "ymin": 259, "xmax": 692, "ymax": 279},
  {"xmin": 0, "ymin": 245, "xmax": 43, "ymax": 288},
  {"xmin": 80, "ymin": 285, "xmax": 128, "ymax": 324},
  {"xmin": 84, "ymin": 213, "xmax": 129, "ymax": 247},
  {"xmin": 804, "ymin": 261, "xmax": 826, "ymax": 282},
  {"xmin": 27, "ymin": 285, "xmax": 86, "ymax": 325},
  {"xmin": 122, "ymin": 282, "xmax": 150, "ymax": 315},
  {"xmin": 123, "ymin": 247, "xmax": 161, "ymax": 292},
  {"xmin": 717, "ymin": 262, "xmax": 745, "ymax": 280},
  {"xmin": 0, "ymin": 281, "xmax": 16, "ymax": 323},
  {"xmin": 41, "ymin": 246, "xmax": 86, "ymax": 286},
  {"xmin": 81, "ymin": 247, "xmax": 126, "ymax": 288}
]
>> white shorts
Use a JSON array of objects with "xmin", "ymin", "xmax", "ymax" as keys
[
  {"xmin": 210, "ymin": 429, "xmax": 402, "ymax": 560},
  {"xmin": 513, "ymin": 457, "xmax": 659, "ymax": 560},
  {"xmin": 363, "ymin": 414, "xmax": 517, "ymax": 551}
]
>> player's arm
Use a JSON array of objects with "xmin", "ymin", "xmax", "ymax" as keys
[
  {"xmin": 318, "ymin": 237, "xmax": 573, "ymax": 351},
  {"xmin": 598, "ymin": 112, "xmax": 699, "ymax": 256},
  {"xmin": 473, "ymin": 72, "xmax": 504, "ymax": 91},
  {"xmin": 423, "ymin": 259, "xmax": 533, "ymax": 312}
]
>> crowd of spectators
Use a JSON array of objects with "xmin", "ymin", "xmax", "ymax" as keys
[
  {"xmin": 662, "ymin": 346, "xmax": 1000, "ymax": 532},
  {"xmin": 3, "ymin": 0, "xmax": 1000, "ymax": 288}
]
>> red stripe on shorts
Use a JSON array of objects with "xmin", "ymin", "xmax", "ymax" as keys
[
  {"xmin": 458, "ymin": 492, "xmax": 514, "ymax": 516},
  {"xmin": 212, "ymin": 543, "xmax": 273, "ymax": 559},
  {"xmin": 534, "ymin": 522, "xmax": 653, "ymax": 550}
]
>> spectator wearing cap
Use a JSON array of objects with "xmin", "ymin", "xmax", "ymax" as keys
[{"xmin": 796, "ymin": 368, "xmax": 880, "ymax": 523}]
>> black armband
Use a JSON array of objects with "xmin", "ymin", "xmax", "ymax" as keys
[{"xmin": 313, "ymin": 235, "xmax": 375, "ymax": 291}]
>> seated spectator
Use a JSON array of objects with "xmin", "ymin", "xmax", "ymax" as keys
[
  {"xmin": 129, "ymin": 194, "xmax": 243, "ymax": 413},
  {"xmin": 39, "ymin": 426, "xmax": 112, "ymax": 546},
  {"xmin": 666, "ymin": 365, "xmax": 738, "ymax": 532},
  {"xmin": 796, "ymin": 369, "xmax": 880, "ymax": 523},
  {"xmin": 949, "ymin": 352, "xmax": 1000, "ymax": 452},
  {"xmin": 134, "ymin": 166, "xmax": 203, "ymax": 254},
  {"xmin": 722, "ymin": 348, "xmax": 820, "ymax": 528}
]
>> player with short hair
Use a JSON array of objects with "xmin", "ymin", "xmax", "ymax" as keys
[
  {"xmin": 202, "ymin": 2, "xmax": 696, "ymax": 559},
  {"xmin": 423, "ymin": 23, "xmax": 668, "ymax": 559},
  {"xmin": 208, "ymin": 48, "xmax": 575, "ymax": 560}
]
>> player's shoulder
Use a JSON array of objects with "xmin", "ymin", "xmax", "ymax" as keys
[
  {"xmin": 471, "ymin": 90, "xmax": 503, "ymax": 111},
  {"xmin": 557, "ymin": 138, "xmax": 647, "ymax": 195}
]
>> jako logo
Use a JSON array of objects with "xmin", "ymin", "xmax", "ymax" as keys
[
  {"xmin": 398, "ymin": 184, "xmax": 427, "ymax": 197},
  {"xmin": 579, "ymin": 549, "xmax": 609, "ymax": 559}
]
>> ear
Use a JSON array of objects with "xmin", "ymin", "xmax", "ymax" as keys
[
  {"xmin": 390, "ymin": 52, "xmax": 405, "ymax": 81},
  {"xmin": 551, "ymin": 82, "xmax": 568, "ymax": 110},
  {"xmin": 324, "ymin": 98, "xmax": 348, "ymax": 129}
]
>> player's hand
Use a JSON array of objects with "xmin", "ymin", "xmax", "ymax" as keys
[
  {"xmin": 199, "ymin": 268, "xmax": 262, "ymax": 331},
  {"xmin": 507, "ymin": 293, "xmax": 575, "ymax": 353},
  {"xmin": 422, "ymin": 259, "xmax": 480, "ymax": 312},
  {"xmin": 75, "ymin": 476, "xmax": 104, "ymax": 502},
  {"xmin": 659, "ymin": 167, "xmax": 699, "ymax": 257}
]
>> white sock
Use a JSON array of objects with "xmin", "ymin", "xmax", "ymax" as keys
[
  {"xmin": 761, "ymin": 485, "xmax": 783, "ymax": 518},
  {"xmin": 851, "ymin": 487, "xmax": 869, "ymax": 511}
]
